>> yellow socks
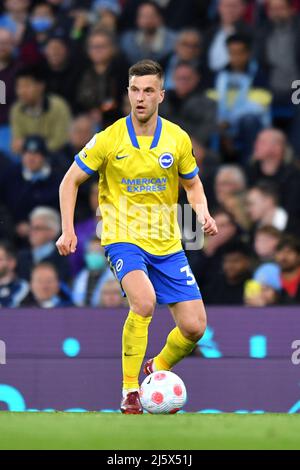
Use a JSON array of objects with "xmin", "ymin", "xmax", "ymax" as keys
[
  {"xmin": 122, "ymin": 310, "xmax": 152, "ymax": 390},
  {"xmin": 122, "ymin": 313, "xmax": 197, "ymax": 391},
  {"xmin": 154, "ymin": 326, "xmax": 196, "ymax": 371}
]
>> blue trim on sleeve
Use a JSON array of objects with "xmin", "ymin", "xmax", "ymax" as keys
[
  {"xmin": 126, "ymin": 114, "xmax": 163, "ymax": 149},
  {"xmin": 74, "ymin": 154, "xmax": 95, "ymax": 175},
  {"xmin": 179, "ymin": 167, "xmax": 199, "ymax": 179}
]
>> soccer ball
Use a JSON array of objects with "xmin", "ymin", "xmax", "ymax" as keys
[{"xmin": 140, "ymin": 371, "xmax": 187, "ymax": 414}]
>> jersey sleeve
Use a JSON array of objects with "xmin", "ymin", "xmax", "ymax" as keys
[
  {"xmin": 74, "ymin": 132, "xmax": 106, "ymax": 174},
  {"xmin": 178, "ymin": 131, "xmax": 199, "ymax": 179}
]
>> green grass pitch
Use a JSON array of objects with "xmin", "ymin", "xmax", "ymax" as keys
[{"xmin": 0, "ymin": 412, "xmax": 300, "ymax": 449}]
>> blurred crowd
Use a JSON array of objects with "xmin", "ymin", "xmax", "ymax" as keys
[{"xmin": 1, "ymin": 0, "xmax": 300, "ymax": 308}]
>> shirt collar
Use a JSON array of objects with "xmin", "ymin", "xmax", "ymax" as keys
[
  {"xmin": 22, "ymin": 163, "xmax": 51, "ymax": 182},
  {"xmin": 126, "ymin": 113, "xmax": 162, "ymax": 149},
  {"xmin": 21, "ymin": 95, "xmax": 50, "ymax": 115},
  {"xmin": 32, "ymin": 241, "xmax": 55, "ymax": 264},
  {"xmin": 40, "ymin": 296, "xmax": 60, "ymax": 308}
]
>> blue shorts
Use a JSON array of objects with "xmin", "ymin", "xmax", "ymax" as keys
[{"xmin": 104, "ymin": 242, "xmax": 202, "ymax": 305}]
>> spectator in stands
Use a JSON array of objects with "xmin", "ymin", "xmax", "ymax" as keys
[
  {"xmin": 11, "ymin": 64, "xmax": 71, "ymax": 154},
  {"xmin": 255, "ymin": 0, "xmax": 300, "ymax": 106},
  {"xmin": 60, "ymin": 116, "xmax": 98, "ymax": 223},
  {"xmin": 190, "ymin": 209, "xmax": 241, "ymax": 290},
  {"xmin": 76, "ymin": 28, "xmax": 128, "ymax": 126},
  {"xmin": 0, "ymin": 28, "xmax": 22, "ymax": 157},
  {"xmin": 0, "ymin": 136, "xmax": 61, "ymax": 235},
  {"xmin": 46, "ymin": 0, "xmax": 75, "ymax": 13},
  {"xmin": 0, "ymin": 150, "xmax": 14, "ymax": 241},
  {"xmin": 17, "ymin": 207, "xmax": 70, "ymax": 282},
  {"xmin": 99, "ymin": 278, "xmax": 125, "ymax": 307},
  {"xmin": 121, "ymin": 93, "xmax": 131, "ymax": 116},
  {"xmin": 72, "ymin": 237, "xmax": 112, "ymax": 306},
  {"xmin": 253, "ymin": 225, "xmax": 282, "ymax": 263},
  {"xmin": 224, "ymin": 33, "xmax": 269, "ymax": 88},
  {"xmin": 91, "ymin": 0, "xmax": 121, "ymax": 32},
  {"xmin": 204, "ymin": 0, "xmax": 252, "ymax": 73},
  {"xmin": 0, "ymin": 241, "xmax": 29, "ymax": 307},
  {"xmin": 0, "ymin": 0, "xmax": 30, "ymax": 42},
  {"xmin": 275, "ymin": 235, "xmax": 300, "ymax": 303},
  {"xmin": 121, "ymin": 1, "xmax": 176, "ymax": 65},
  {"xmin": 159, "ymin": 62, "xmax": 217, "ymax": 146},
  {"xmin": 177, "ymin": 137, "xmax": 220, "ymax": 246},
  {"xmin": 202, "ymin": 209, "xmax": 241, "ymax": 260},
  {"xmin": 212, "ymin": 33, "xmax": 271, "ymax": 162},
  {"xmin": 0, "ymin": 0, "xmax": 41, "ymax": 65},
  {"xmin": 0, "ymin": 0, "xmax": 30, "ymax": 35},
  {"xmin": 162, "ymin": 28, "xmax": 211, "ymax": 90},
  {"xmin": 66, "ymin": 6, "xmax": 92, "ymax": 44},
  {"xmin": 247, "ymin": 129, "xmax": 300, "ymax": 219},
  {"xmin": 119, "ymin": 0, "xmax": 201, "ymax": 31},
  {"xmin": 246, "ymin": 181, "xmax": 291, "ymax": 232},
  {"xmin": 214, "ymin": 164, "xmax": 246, "ymax": 200},
  {"xmin": 203, "ymin": 241, "xmax": 253, "ymax": 304},
  {"xmin": 61, "ymin": 114, "xmax": 95, "ymax": 171},
  {"xmin": 0, "ymin": 205, "xmax": 14, "ymax": 243},
  {"xmin": 43, "ymin": 31, "xmax": 82, "ymax": 111},
  {"xmin": 213, "ymin": 164, "xmax": 249, "ymax": 230},
  {"xmin": 20, "ymin": 262, "xmax": 73, "ymax": 307},
  {"xmin": 244, "ymin": 262, "xmax": 282, "ymax": 306},
  {"xmin": 29, "ymin": 2, "xmax": 57, "ymax": 50},
  {"xmin": 190, "ymin": 135, "xmax": 220, "ymax": 179}
]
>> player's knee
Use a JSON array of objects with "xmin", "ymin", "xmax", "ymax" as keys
[
  {"xmin": 182, "ymin": 317, "xmax": 206, "ymax": 342},
  {"xmin": 131, "ymin": 298, "xmax": 155, "ymax": 317}
]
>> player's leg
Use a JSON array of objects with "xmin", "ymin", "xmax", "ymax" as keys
[
  {"xmin": 104, "ymin": 242, "xmax": 157, "ymax": 413},
  {"xmin": 153, "ymin": 299, "xmax": 206, "ymax": 371},
  {"xmin": 143, "ymin": 249, "xmax": 204, "ymax": 374},
  {"xmin": 121, "ymin": 270, "xmax": 156, "ymax": 393}
]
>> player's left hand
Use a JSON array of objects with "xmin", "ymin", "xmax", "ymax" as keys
[{"xmin": 199, "ymin": 213, "xmax": 218, "ymax": 236}]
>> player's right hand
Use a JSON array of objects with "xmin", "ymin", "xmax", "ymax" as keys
[{"xmin": 56, "ymin": 232, "xmax": 77, "ymax": 256}]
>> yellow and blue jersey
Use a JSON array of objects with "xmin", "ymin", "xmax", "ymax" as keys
[{"xmin": 75, "ymin": 115, "xmax": 199, "ymax": 256}]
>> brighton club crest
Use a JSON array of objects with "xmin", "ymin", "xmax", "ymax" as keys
[{"xmin": 158, "ymin": 153, "xmax": 174, "ymax": 169}]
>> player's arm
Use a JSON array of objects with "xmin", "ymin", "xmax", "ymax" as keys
[
  {"xmin": 56, "ymin": 162, "xmax": 91, "ymax": 256},
  {"xmin": 180, "ymin": 175, "xmax": 218, "ymax": 236}
]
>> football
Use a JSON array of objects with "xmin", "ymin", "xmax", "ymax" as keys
[{"xmin": 140, "ymin": 371, "xmax": 187, "ymax": 414}]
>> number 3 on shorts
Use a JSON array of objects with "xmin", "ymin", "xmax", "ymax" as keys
[{"xmin": 180, "ymin": 265, "xmax": 196, "ymax": 285}]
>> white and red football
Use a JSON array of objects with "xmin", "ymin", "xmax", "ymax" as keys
[{"xmin": 140, "ymin": 371, "xmax": 187, "ymax": 414}]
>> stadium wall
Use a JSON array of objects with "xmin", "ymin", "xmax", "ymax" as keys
[{"xmin": 0, "ymin": 307, "xmax": 299, "ymax": 413}]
